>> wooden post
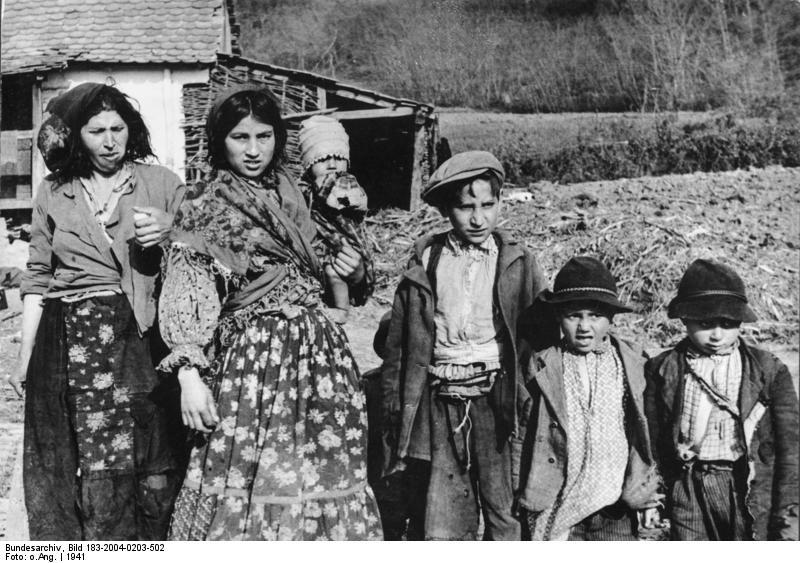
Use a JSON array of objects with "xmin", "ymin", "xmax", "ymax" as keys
[
  {"xmin": 409, "ymin": 110, "xmax": 428, "ymax": 212},
  {"xmin": 31, "ymin": 77, "xmax": 45, "ymax": 201},
  {"xmin": 317, "ymin": 86, "xmax": 326, "ymax": 110}
]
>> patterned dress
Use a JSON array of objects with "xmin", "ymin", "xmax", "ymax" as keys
[
  {"xmin": 529, "ymin": 341, "xmax": 630, "ymax": 540},
  {"xmin": 159, "ymin": 168, "xmax": 381, "ymax": 540}
]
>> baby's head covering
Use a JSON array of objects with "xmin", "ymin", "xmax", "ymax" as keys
[{"xmin": 299, "ymin": 115, "xmax": 350, "ymax": 173}]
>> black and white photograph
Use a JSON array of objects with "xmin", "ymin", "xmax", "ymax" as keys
[{"xmin": 0, "ymin": 0, "xmax": 798, "ymax": 550}]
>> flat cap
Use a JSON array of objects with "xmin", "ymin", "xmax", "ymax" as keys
[{"xmin": 422, "ymin": 150, "xmax": 504, "ymax": 205}]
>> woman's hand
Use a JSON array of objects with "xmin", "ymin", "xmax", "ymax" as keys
[
  {"xmin": 332, "ymin": 243, "xmax": 365, "ymax": 285},
  {"xmin": 177, "ymin": 366, "xmax": 219, "ymax": 432},
  {"xmin": 133, "ymin": 206, "xmax": 173, "ymax": 248},
  {"xmin": 7, "ymin": 349, "xmax": 30, "ymax": 398},
  {"xmin": 9, "ymin": 294, "xmax": 44, "ymax": 398}
]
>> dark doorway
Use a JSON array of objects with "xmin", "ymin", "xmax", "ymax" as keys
[{"xmin": 341, "ymin": 114, "xmax": 415, "ymax": 210}]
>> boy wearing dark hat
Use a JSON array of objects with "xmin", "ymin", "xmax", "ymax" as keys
[
  {"xmin": 644, "ymin": 259, "xmax": 799, "ymax": 540},
  {"xmin": 381, "ymin": 150, "xmax": 551, "ymax": 540},
  {"xmin": 517, "ymin": 257, "xmax": 662, "ymax": 540}
]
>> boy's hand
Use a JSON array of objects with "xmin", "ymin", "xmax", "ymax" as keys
[
  {"xmin": 332, "ymin": 243, "xmax": 365, "ymax": 284},
  {"xmin": 639, "ymin": 507, "xmax": 662, "ymax": 529}
]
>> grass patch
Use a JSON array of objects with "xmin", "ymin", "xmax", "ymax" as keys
[{"xmin": 491, "ymin": 114, "xmax": 800, "ymax": 184}]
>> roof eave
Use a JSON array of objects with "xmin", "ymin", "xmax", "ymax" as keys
[{"xmin": 216, "ymin": 53, "xmax": 434, "ymax": 112}]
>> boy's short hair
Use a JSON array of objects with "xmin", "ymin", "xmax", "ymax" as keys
[
  {"xmin": 432, "ymin": 172, "xmax": 502, "ymax": 210},
  {"xmin": 423, "ymin": 150, "xmax": 504, "ymax": 208},
  {"xmin": 554, "ymin": 300, "xmax": 617, "ymax": 321}
]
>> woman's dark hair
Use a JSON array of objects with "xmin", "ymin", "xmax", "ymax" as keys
[
  {"xmin": 61, "ymin": 86, "xmax": 154, "ymax": 180},
  {"xmin": 206, "ymin": 89, "xmax": 287, "ymax": 173}
]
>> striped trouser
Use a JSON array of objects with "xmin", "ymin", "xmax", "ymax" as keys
[
  {"xmin": 523, "ymin": 506, "xmax": 638, "ymax": 541},
  {"xmin": 669, "ymin": 458, "xmax": 749, "ymax": 540}
]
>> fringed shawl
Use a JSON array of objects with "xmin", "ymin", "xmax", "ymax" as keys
[{"xmin": 170, "ymin": 167, "xmax": 322, "ymax": 311}]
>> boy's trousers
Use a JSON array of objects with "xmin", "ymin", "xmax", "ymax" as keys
[
  {"xmin": 364, "ymin": 368, "xmax": 429, "ymax": 540},
  {"xmin": 425, "ymin": 393, "xmax": 520, "ymax": 540},
  {"xmin": 669, "ymin": 458, "xmax": 749, "ymax": 540},
  {"xmin": 523, "ymin": 508, "xmax": 638, "ymax": 541}
]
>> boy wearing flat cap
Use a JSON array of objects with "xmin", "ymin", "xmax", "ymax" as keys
[
  {"xmin": 517, "ymin": 257, "xmax": 662, "ymax": 540},
  {"xmin": 381, "ymin": 150, "xmax": 550, "ymax": 540},
  {"xmin": 644, "ymin": 259, "xmax": 799, "ymax": 540}
]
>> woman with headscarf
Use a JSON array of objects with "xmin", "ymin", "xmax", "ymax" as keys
[
  {"xmin": 158, "ymin": 87, "xmax": 381, "ymax": 540},
  {"xmin": 9, "ymin": 83, "xmax": 186, "ymax": 540}
]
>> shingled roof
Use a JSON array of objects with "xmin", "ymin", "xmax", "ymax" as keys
[{"xmin": 1, "ymin": 0, "xmax": 241, "ymax": 75}]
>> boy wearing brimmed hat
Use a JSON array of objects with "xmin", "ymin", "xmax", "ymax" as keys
[
  {"xmin": 517, "ymin": 257, "xmax": 662, "ymax": 540},
  {"xmin": 298, "ymin": 114, "xmax": 373, "ymax": 322},
  {"xmin": 381, "ymin": 150, "xmax": 552, "ymax": 540},
  {"xmin": 644, "ymin": 259, "xmax": 799, "ymax": 540}
]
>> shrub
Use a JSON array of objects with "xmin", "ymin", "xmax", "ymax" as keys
[{"xmin": 495, "ymin": 115, "xmax": 800, "ymax": 184}]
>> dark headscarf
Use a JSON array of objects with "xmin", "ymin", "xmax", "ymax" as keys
[{"xmin": 36, "ymin": 83, "xmax": 106, "ymax": 173}]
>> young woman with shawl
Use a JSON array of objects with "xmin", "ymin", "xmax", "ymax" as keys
[
  {"xmin": 11, "ymin": 83, "xmax": 186, "ymax": 540},
  {"xmin": 159, "ymin": 87, "xmax": 382, "ymax": 540}
]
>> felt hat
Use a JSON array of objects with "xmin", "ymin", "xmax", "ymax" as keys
[
  {"xmin": 37, "ymin": 82, "xmax": 106, "ymax": 172},
  {"xmin": 422, "ymin": 150, "xmax": 504, "ymax": 205},
  {"xmin": 667, "ymin": 259, "xmax": 756, "ymax": 322},
  {"xmin": 298, "ymin": 115, "xmax": 350, "ymax": 172},
  {"xmin": 539, "ymin": 256, "xmax": 632, "ymax": 313}
]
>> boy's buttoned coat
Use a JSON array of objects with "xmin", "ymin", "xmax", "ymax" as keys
[
  {"xmin": 645, "ymin": 339, "xmax": 799, "ymax": 540},
  {"xmin": 380, "ymin": 230, "xmax": 552, "ymax": 474},
  {"xmin": 517, "ymin": 336, "xmax": 658, "ymax": 516}
]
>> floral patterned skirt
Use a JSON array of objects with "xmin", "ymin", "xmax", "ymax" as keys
[
  {"xmin": 168, "ymin": 307, "xmax": 382, "ymax": 540},
  {"xmin": 24, "ymin": 295, "xmax": 182, "ymax": 540}
]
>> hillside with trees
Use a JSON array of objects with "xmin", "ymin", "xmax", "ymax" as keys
[{"xmin": 235, "ymin": 0, "xmax": 800, "ymax": 114}]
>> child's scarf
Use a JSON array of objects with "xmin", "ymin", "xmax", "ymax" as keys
[
  {"xmin": 679, "ymin": 342, "xmax": 745, "ymax": 461},
  {"xmin": 532, "ymin": 341, "xmax": 628, "ymax": 540}
]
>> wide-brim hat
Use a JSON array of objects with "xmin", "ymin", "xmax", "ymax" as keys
[
  {"xmin": 422, "ymin": 150, "xmax": 504, "ymax": 205},
  {"xmin": 538, "ymin": 256, "xmax": 632, "ymax": 313},
  {"xmin": 667, "ymin": 259, "xmax": 756, "ymax": 322}
]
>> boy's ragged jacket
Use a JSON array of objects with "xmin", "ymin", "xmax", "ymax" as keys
[
  {"xmin": 645, "ymin": 339, "xmax": 800, "ymax": 540},
  {"xmin": 517, "ymin": 335, "xmax": 660, "ymax": 516},
  {"xmin": 380, "ymin": 230, "xmax": 552, "ymax": 474}
]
